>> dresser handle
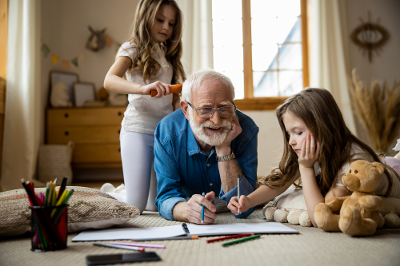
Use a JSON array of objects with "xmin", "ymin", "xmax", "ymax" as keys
[
  {"xmin": 64, "ymin": 131, "xmax": 69, "ymax": 136},
  {"xmin": 64, "ymin": 113, "xmax": 69, "ymax": 118},
  {"xmin": 118, "ymin": 148, "xmax": 121, "ymax": 153},
  {"xmin": 118, "ymin": 130, "xmax": 120, "ymax": 134},
  {"xmin": 118, "ymin": 112, "xmax": 122, "ymax": 116}
]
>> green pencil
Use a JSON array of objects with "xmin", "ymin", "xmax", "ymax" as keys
[
  {"xmin": 52, "ymin": 189, "xmax": 74, "ymax": 222},
  {"xmin": 222, "ymin": 234, "xmax": 261, "ymax": 247}
]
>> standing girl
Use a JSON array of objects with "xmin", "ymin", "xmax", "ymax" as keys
[
  {"xmin": 103, "ymin": 0, "xmax": 185, "ymax": 212},
  {"xmin": 228, "ymin": 88, "xmax": 400, "ymax": 227}
]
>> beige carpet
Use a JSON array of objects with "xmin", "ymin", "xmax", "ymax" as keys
[{"xmin": 1, "ymin": 208, "xmax": 399, "ymax": 266}]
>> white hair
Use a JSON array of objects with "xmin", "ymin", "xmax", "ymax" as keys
[{"xmin": 181, "ymin": 68, "xmax": 235, "ymax": 102}]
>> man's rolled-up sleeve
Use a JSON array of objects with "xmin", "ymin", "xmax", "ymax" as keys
[
  {"xmin": 154, "ymin": 135, "xmax": 187, "ymax": 221},
  {"xmin": 220, "ymin": 125, "xmax": 259, "ymax": 218}
]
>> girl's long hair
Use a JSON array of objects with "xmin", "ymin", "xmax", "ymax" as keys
[
  {"xmin": 127, "ymin": 0, "xmax": 185, "ymax": 84},
  {"xmin": 258, "ymin": 88, "xmax": 385, "ymax": 196}
]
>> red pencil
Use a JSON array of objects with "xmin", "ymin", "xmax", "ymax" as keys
[{"xmin": 207, "ymin": 233, "xmax": 254, "ymax": 243}]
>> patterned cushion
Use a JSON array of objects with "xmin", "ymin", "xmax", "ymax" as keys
[{"xmin": 0, "ymin": 186, "xmax": 140, "ymax": 237}]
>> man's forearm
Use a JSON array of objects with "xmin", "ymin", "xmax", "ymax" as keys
[
  {"xmin": 218, "ymin": 159, "xmax": 242, "ymax": 193},
  {"xmin": 172, "ymin": 201, "xmax": 189, "ymax": 222}
]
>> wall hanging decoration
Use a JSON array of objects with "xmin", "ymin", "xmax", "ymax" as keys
[
  {"xmin": 350, "ymin": 11, "xmax": 390, "ymax": 63},
  {"xmin": 41, "ymin": 28, "xmax": 121, "ymax": 70},
  {"xmin": 86, "ymin": 26, "xmax": 107, "ymax": 52}
]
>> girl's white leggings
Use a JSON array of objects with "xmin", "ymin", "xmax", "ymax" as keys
[{"xmin": 114, "ymin": 129, "xmax": 158, "ymax": 213}]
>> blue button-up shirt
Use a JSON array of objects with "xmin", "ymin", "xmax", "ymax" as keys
[{"xmin": 154, "ymin": 109, "xmax": 259, "ymax": 221}]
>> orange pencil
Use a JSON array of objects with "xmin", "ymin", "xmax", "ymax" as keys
[{"xmin": 150, "ymin": 83, "xmax": 183, "ymax": 97}]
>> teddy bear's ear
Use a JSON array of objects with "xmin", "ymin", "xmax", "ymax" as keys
[{"xmin": 372, "ymin": 162, "xmax": 385, "ymax": 174}]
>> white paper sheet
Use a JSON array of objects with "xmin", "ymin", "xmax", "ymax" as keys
[
  {"xmin": 72, "ymin": 222, "xmax": 298, "ymax": 242},
  {"xmin": 186, "ymin": 222, "xmax": 298, "ymax": 236},
  {"xmin": 72, "ymin": 224, "xmax": 186, "ymax": 242}
]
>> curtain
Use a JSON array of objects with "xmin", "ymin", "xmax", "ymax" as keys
[
  {"xmin": 308, "ymin": 0, "xmax": 357, "ymax": 134},
  {"xmin": 1, "ymin": 0, "xmax": 42, "ymax": 191},
  {"xmin": 177, "ymin": 0, "xmax": 214, "ymax": 75}
]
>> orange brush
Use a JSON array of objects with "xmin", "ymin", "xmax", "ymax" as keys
[{"xmin": 150, "ymin": 83, "xmax": 183, "ymax": 97}]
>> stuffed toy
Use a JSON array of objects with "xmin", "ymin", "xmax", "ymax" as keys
[
  {"xmin": 314, "ymin": 160, "xmax": 384, "ymax": 236},
  {"xmin": 50, "ymin": 81, "xmax": 72, "ymax": 107},
  {"xmin": 262, "ymin": 186, "xmax": 312, "ymax": 227}
]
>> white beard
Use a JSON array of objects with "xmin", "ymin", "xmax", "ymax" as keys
[{"xmin": 189, "ymin": 109, "xmax": 231, "ymax": 146}]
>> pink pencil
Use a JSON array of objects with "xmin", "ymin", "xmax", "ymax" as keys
[{"xmin": 111, "ymin": 242, "xmax": 165, "ymax": 249}]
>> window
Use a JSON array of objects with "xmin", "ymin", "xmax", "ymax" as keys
[{"xmin": 212, "ymin": 0, "xmax": 309, "ymax": 110}]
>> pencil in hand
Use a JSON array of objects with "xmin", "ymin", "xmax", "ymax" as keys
[
  {"xmin": 237, "ymin": 175, "xmax": 241, "ymax": 214},
  {"xmin": 201, "ymin": 192, "xmax": 205, "ymax": 224}
]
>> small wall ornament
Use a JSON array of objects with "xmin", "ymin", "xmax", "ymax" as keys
[
  {"xmin": 86, "ymin": 26, "xmax": 107, "ymax": 52},
  {"xmin": 350, "ymin": 12, "xmax": 389, "ymax": 63}
]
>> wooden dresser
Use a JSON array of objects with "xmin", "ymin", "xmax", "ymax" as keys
[{"xmin": 46, "ymin": 107, "xmax": 126, "ymax": 168}]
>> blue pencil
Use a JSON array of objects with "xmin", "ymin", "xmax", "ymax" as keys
[
  {"xmin": 201, "ymin": 192, "xmax": 205, "ymax": 224},
  {"xmin": 237, "ymin": 175, "xmax": 241, "ymax": 214}
]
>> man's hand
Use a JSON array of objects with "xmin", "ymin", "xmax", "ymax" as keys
[
  {"xmin": 186, "ymin": 191, "xmax": 217, "ymax": 224},
  {"xmin": 215, "ymin": 115, "xmax": 242, "ymax": 154}
]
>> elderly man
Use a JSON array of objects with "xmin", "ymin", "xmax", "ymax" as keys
[{"xmin": 154, "ymin": 69, "xmax": 259, "ymax": 224}]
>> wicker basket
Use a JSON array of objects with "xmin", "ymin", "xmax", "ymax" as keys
[{"xmin": 37, "ymin": 141, "xmax": 74, "ymax": 185}]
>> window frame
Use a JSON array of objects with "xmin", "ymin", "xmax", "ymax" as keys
[{"xmin": 233, "ymin": 0, "xmax": 309, "ymax": 110}]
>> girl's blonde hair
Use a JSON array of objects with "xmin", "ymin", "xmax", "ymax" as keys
[
  {"xmin": 127, "ymin": 0, "xmax": 185, "ymax": 84},
  {"xmin": 258, "ymin": 88, "xmax": 387, "ymax": 196}
]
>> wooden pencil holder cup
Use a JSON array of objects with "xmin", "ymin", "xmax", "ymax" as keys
[{"xmin": 30, "ymin": 205, "xmax": 69, "ymax": 252}]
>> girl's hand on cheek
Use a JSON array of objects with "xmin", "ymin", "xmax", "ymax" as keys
[{"xmin": 298, "ymin": 134, "xmax": 320, "ymax": 169}]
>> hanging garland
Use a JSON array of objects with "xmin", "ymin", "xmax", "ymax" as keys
[{"xmin": 41, "ymin": 33, "xmax": 121, "ymax": 70}]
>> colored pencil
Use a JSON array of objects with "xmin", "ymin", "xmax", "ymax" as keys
[
  {"xmin": 237, "ymin": 175, "xmax": 241, "ymax": 214},
  {"xmin": 52, "ymin": 190, "xmax": 74, "ymax": 222},
  {"xmin": 222, "ymin": 234, "xmax": 261, "ymax": 247},
  {"xmin": 207, "ymin": 233, "xmax": 254, "ymax": 243},
  {"xmin": 93, "ymin": 243, "xmax": 145, "ymax": 252},
  {"xmin": 201, "ymin": 192, "xmax": 205, "ymax": 224},
  {"xmin": 57, "ymin": 177, "xmax": 68, "ymax": 201},
  {"xmin": 111, "ymin": 242, "xmax": 165, "ymax": 249},
  {"xmin": 21, "ymin": 178, "xmax": 74, "ymax": 249}
]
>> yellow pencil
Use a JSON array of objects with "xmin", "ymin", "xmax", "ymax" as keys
[{"xmin": 51, "ymin": 190, "xmax": 67, "ymax": 217}]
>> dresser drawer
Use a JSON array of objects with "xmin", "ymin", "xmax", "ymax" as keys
[
  {"xmin": 72, "ymin": 144, "xmax": 121, "ymax": 164},
  {"xmin": 47, "ymin": 126, "xmax": 121, "ymax": 144},
  {"xmin": 47, "ymin": 107, "xmax": 125, "ymax": 126}
]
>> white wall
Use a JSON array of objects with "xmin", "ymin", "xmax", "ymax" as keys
[
  {"xmin": 346, "ymin": 0, "xmax": 400, "ymax": 155},
  {"xmin": 246, "ymin": 111, "xmax": 284, "ymax": 176},
  {"xmin": 41, "ymin": 0, "xmax": 139, "ymax": 108},
  {"xmin": 40, "ymin": 0, "xmax": 400, "ymax": 180}
]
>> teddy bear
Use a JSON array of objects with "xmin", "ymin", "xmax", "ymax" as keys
[{"xmin": 314, "ymin": 160, "xmax": 384, "ymax": 236}]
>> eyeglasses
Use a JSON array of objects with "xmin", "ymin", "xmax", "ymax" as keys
[{"xmin": 187, "ymin": 102, "xmax": 236, "ymax": 118}]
